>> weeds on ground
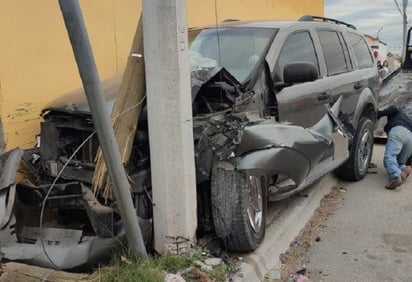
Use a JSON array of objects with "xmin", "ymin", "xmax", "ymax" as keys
[{"xmin": 99, "ymin": 250, "xmax": 236, "ymax": 282}]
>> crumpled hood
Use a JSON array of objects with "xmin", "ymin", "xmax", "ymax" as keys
[
  {"xmin": 42, "ymin": 64, "xmax": 242, "ymax": 116},
  {"xmin": 43, "ymin": 75, "xmax": 121, "ymax": 114}
]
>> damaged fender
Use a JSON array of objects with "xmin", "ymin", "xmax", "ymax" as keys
[
  {"xmin": 0, "ymin": 218, "xmax": 151, "ymax": 269},
  {"xmin": 236, "ymin": 124, "xmax": 329, "ymax": 185},
  {"xmin": 0, "ymin": 149, "xmax": 148, "ymax": 269},
  {"xmin": 0, "ymin": 148, "xmax": 23, "ymax": 232},
  {"xmin": 236, "ymin": 96, "xmax": 346, "ymax": 186},
  {"xmin": 1, "ymin": 228, "xmax": 126, "ymax": 269}
]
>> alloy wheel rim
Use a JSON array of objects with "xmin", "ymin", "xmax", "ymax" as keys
[
  {"xmin": 246, "ymin": 176, "xmax": 263, "ymax": 234},
  {"xmin": 358, "ymin": 128, "xmax": 372, "ymax": 174}
]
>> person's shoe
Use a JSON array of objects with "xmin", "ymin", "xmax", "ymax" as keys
[
  {"xmin": 401, "ymin": 166, "xmax": 412, "ymax": 181},
  {"xmin": 386, "ymin": 177, "xmax": 403, "ymax": 190}
]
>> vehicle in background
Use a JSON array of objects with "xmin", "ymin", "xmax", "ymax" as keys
[{"xmin": 375, "ymin": 26, "xmax": 412, "ymax": 138}]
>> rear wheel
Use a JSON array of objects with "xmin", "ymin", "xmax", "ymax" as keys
[
  {"xmin": 211, "ymin": 168, "xmax": 267, "ymax": 252},
  {"xmin": 335, "ymin": 117, "xmax": 374, "ymax": 181}
]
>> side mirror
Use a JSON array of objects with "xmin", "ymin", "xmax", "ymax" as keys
[{"xmin": 283, "ymin": 62, "xmax": 318, "ymax": 84}]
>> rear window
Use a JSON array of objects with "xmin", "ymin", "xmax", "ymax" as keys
[
  {"xmin": 189, "ymin": 27, "xmax": 277, "ymax": 82},
  {"xmin": 318, "ymin": 30, "xmax": 352, "ymax": 76},
  {"xmin": 347, "ymin": 33, "xmax": 374, "ymax": 69}
]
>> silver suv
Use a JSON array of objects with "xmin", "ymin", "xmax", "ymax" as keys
[
  {"xmin": 191, "ymin": 15, "xmax": 379, "ymax": 250},
  {"xmin": 1, "ymin": 15, "xmax": 379, "ymax": 268}
]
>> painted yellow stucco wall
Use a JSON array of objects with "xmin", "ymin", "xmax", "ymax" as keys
[
  {"xmin": 187, "ymin": 0, "xmax": 324, "ymax": 27},
  {"xmin": 0, "ymin": 0, "xmax": 323, "ymax": 150}
]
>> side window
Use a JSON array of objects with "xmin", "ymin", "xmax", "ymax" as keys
[
  {"xmin": 275, "ymin": 31, "xmax": 319, "ymax": 81},
  {"xmin": 338, "ymin": 33, "xmax": 353, "ymax": 70},
  {"xmin": 318, "ymin": 30, "xmax": 351, "ymax": 75},
  {"xmin": 347, "ymin": 33, "xmax": 374, "ymax": 69}
]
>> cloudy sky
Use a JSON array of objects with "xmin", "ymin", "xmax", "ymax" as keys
[{"xmin": 325, "ymin": 0, "xmax": 411, "ymax": 53}]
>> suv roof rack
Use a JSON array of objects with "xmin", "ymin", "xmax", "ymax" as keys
[{"xmin": 298, "ymin": 15, "xmax": 356, "ymax": 30}]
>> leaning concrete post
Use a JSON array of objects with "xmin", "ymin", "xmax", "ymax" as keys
[{"xmin": 58, "ymin": 0, "xmax": 147, "ymax": 258}]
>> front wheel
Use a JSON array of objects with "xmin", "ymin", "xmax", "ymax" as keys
[
  {"xmin": 211, "ymin": 169, "xmax": 267, "ymax": 252},
  {"xmin": 335, "ymin": 117, "xmax": 374, "ymax": 181}
]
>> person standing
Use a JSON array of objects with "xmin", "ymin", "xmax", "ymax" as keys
[
  {"xmin": 377, "ymin": 106, "xmax": 412, "ymax": 189},
  {"xmin": 377, "ymin": 60, "xmax": 383, "ymax": 70},
  {"xmin": 382, "ymin": 60, "xmax": 390, "ymax": 76}
]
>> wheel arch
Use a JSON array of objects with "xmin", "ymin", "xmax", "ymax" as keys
[
  {"xmin": 352, "ymin": 87, "xmax": 378, "ymax": 129},
  {"xmin": 360, "ymin": 103, "xmax": 377, "ymax": 124},
  {"xmin": 334, "ymin": 117, "xmax": 374, "ymax": 181},
  {"xmin": 236, "ymin": 147, "xmax": 311, "ymax": 186}
]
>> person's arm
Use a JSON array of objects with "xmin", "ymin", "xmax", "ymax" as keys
[{"xmin": 377, "ymin": 105, "xmax": 399, "ymax": 119}]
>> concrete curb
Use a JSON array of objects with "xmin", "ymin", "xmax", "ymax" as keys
[{"xmin": 234, "ymin": 173, "xmax": 338, "ymax": 281}]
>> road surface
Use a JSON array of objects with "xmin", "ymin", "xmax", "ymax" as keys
[{"xmin": 303, "ymin": 143, "xmax": 412, "ymax": 281}]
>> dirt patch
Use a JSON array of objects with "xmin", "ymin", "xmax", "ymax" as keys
[{"xmin": 267, "ymin": 186, "xmax": 345, "ymax": 281}]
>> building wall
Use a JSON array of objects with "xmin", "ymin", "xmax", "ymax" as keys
[
  {"xmin": 187, "ymin": 0, "xmax": 323, "ymax": 27},
  {"xmin": 364, "ymin": 34, "xmax": 389, "ymax": 64},
  {"xmin": 0, "ymin": 0, "xmax": 323, "ymax": 150}
]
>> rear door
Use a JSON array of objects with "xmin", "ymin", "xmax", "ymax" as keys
[
  {"xmin": 345, "ymin": 31, "xmax": 378, "ymax": 121},
  {"xmin": 316, "ymin": 29, "xmax": 363, "ymax": 126},
  {"xmin": 314, "ymin": 29, "xmax": 363, "ymax": 162}
]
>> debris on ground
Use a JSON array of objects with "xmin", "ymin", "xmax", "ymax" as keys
[
  {"xmin": 291, "ymin": 273, "xmax": 311, "ymax": 282},
  {"xmin": 187, "ymin": 268, "xmax": 214, "ymax": 282},
  {"xmin": 0, "ymin": 262, "xmax": 97, "ymax": 281},
  {"xmin": 368, "ymin": 162, "xmax": 378, "ymax": 169},
  {"xmin": 266, "ymin": 186, "xmax": 344, "ymax": 281},
  {"xmin": 204, "ymin": 258, "xmax": 222, "ymax": 267},
  {"xmin": 164, "ymin": 273, "xmax": 187, "ymax": 282},
  {"xmin": 367, "ymin": 162, "xmax": 378, "ymax": 174},
  {"xmin": 266, "ymin": 269, "xmax": 281, "ymax": 280}
]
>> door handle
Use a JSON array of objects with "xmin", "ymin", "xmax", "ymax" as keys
[
  {"xmin": 354, "ymin": 82, "xmax": 363, "ymax": 90},
  {"xmin": 317, "ymin": 92, "xmax": 330, "ymax": 101}
]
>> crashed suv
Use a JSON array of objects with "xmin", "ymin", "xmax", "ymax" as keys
[{"xmin": 0, "ymin": 15, "xmax": 379, "ymax": 268}]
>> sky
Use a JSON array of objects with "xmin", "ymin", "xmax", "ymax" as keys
[{"xmin": 324, "ymin": 0, "xmax": 411, "ymax": 53}]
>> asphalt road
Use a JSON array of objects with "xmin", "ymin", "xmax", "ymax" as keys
[{"xmin": 305, "ymin": 143, "xmax": 412, "ymax": 281}]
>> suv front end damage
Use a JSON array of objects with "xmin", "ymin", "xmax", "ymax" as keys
[
  {"xmin": 0, "ymin": 105, "xmax": 152, "ymax": 269},
  {"xmin": 0, "ymin": 20, "xmax": 363, "ymax": 265}
]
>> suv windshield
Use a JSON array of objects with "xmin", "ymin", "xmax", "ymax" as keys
[{"xmin": 189, "ymin": 27, "xmax": 277, "ymax": 82}]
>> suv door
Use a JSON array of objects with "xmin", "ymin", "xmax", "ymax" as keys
[
  {"xmin": 332, "ymin": 31, "xmax": 377, "ymax": 180},
  {"xmin": 345, "ymin": 31, "xmax": 378, "ymax": 122},
  {"xmin": 316, "ymin": 29, "xmax": 363, "ymax": 126},
  {"xmin": 274, "ymin": 30, "xmax": 329, "ymax": 128}
]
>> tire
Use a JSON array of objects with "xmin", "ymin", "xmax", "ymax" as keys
[
  {"xmin": 335, "ymin": 117, "xmax": 374, "ymax": 181},
  {"xmin": 211, "ymin": 168, "xmax": 267, "ymax": 252}
]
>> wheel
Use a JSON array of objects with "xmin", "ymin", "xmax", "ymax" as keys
[
  {"xmin": 335, "ymin": 117, "xmax": 374, "ymax": 181},
  {"xmin": 211, "ymin": 168, "xmax": 267, "ymax": 252}
]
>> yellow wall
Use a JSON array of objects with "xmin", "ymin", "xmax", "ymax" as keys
[
  {"xmin": 188, "ymin": 0, "xmax": 324, "ymax": 26},
  {"xmin": 0, "ymin": 0, "xmax": 323, "ymax": 150}
]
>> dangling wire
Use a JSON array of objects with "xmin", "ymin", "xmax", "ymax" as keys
[
  {"xmin": 214, "ymin": 0, "xmax": 222, "ymax": 67},
  {"xmin": 39, "ymin": 130, "xmax": 96, "ymax": 270},
  {"xmin": 214, "ymin": 0, "xmax": 225, "ymax": 106},
  {"xmin": 39, "ymin": 95, "xmax": 146, "ymax": 269}
]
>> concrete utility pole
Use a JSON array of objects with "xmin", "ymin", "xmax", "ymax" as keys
[
  {"xmin": 142, "ymin": 0, "xmax": 197, "ymax": 254},
  {"xmin": 58, "ymin": 0, "xmax": 147, "ymax": 258}
]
